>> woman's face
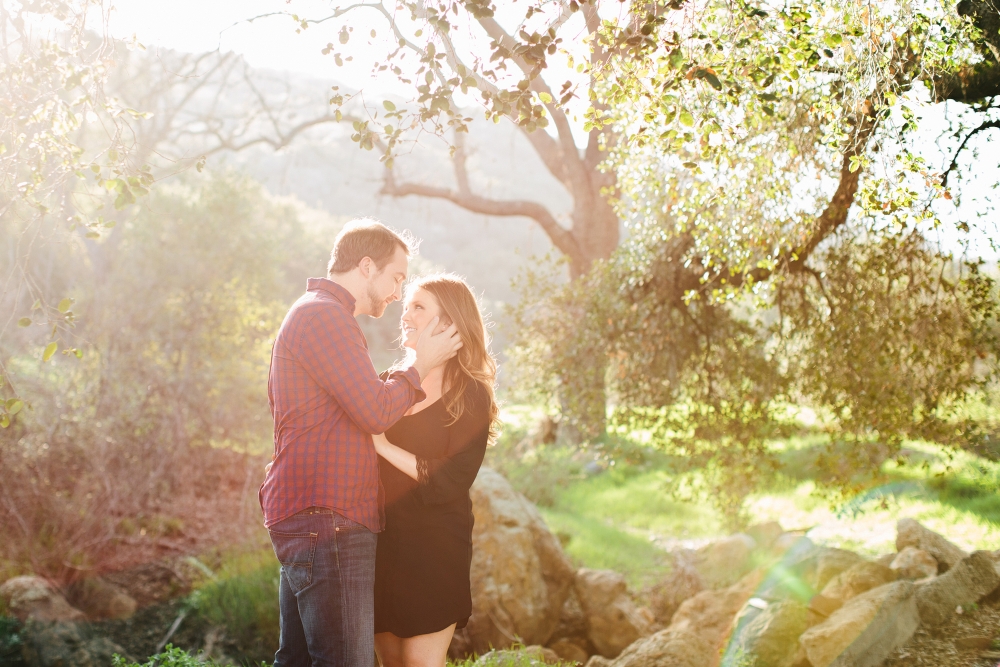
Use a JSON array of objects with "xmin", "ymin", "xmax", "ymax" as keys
[{"xmin": 400, "ymin": 286, "xmax": 446, "ymax": 350}]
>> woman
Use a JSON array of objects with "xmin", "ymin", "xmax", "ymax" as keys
[{"xmin": 372, "ymin": 274, "xmax": 500, "ymax": 667}]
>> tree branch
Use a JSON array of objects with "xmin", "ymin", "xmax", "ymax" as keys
[{"xmin": 380, "ymin": 167, "xmax": 582, "ymax": 264}]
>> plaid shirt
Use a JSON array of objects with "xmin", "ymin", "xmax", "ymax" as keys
[{"xmin": 259, "ymin": 278, "xmax": 424, "ymax": 531}]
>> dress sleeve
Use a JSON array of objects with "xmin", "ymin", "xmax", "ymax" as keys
[{"xmin": 415, "ymin": 385, "xmax": 491, "ymax": 505}]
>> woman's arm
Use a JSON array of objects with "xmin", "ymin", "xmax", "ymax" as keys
[{"xmin": 372, "ymin": 433, "xmax": 419, "ymax": 481}]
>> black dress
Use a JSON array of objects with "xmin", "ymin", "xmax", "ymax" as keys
[{"xmin": 374, "ymin": 382, "xmax": 490, "ymax": 637}]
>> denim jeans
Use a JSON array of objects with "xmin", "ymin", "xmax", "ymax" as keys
[{"xmin": 268, "ymin": 508, "xmax": 378, "ymax": 667}]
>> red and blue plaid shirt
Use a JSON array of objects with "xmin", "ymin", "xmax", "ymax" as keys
[{"xmin": 259, "ymin": 278, "xmax": 424, "ymax": 531}]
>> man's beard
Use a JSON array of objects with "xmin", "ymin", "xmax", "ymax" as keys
[{"xmin": 367, "ymin": 283, "xmax": 387, "ymax": 318}]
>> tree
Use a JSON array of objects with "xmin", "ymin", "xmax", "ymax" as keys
[{"xmin": 511, "ymin": 0, "xmax": 1000, "ymax": 525}]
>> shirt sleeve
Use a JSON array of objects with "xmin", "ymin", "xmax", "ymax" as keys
[
  {"xmin": 415, "ymin": 385, "xmax": 491, "ymax": 505},
  {"xmin": 295, "ymin": 306, "xmax": 424, "ymax": 434}
]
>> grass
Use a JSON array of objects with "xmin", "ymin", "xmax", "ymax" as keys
[{"xmin": 521, "ymin": 432, "xmax": 1000, "ymax": 589}]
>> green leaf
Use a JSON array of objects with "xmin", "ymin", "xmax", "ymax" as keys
[
  {"xmin": 18, "ymin": 317, "xmax": 32, "ymax": 327},
  {"xmin": 6, "ymin": 399, "xmax": 23, "ymax": 415},
  {"xmin": 58, "ymin": 298, "xmax": 73, "ymax": 313},
  {"xmin": 43, "ymin": 342, "xmax": 58, "ymax": 362},
  {"xmin": 680, "ymin": 111, "xmax": 695, "ymax": 127},
  {"xmin": 383, "ymin": 100, "xmax": 396, "ymax": 112},
  {"xmin": 538, "ymin": 92, "xmax": 553, "ymax": 103},
  {"xmin": 0, "ymin": 414, "xmax": 9, "ymax": 429}
]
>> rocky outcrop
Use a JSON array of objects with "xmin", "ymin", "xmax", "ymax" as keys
[
  {"xmin": 915, "ymin": 550, "xmax": 1000, "ymax": 626},
  {"xmin": 889, "ymin": 547, "xmax": 938, "ymax": 580},
  {"xmin": 671, "ymin": 569, "xmax": 764, "ymax": 654},
  {"xmin": 819, "ymin": 561, "xmax": 897, "ymax": 610},
  {"xmin": 574, "ymin": 569, "xmax": 653, "ymax": 658},
  {"xmin": 649, "ymin": 560, "xmax": 703, "ymax": 625},
  {"xmin": 814, "ymin": 548, "xmax": 866, "ymax": 591},
  {"xmin": 451, "ymin": 468, "xmax": 576, "ymax": 656},
  {"xmin": 727, "ymin": 600, "xmax": 809, "ymax": 667},
  {"xmin": 0, "ymin": 577, "xmax": 85, "ymax": 623},
  {"xmin": 21, "ymin": 621, "xmax": 129, "ymax": 667},
  {"xmin": 583, "ymin": 628, "xmax": 714, "ymax": 667},
  {"xmin": 799, "ymin": 581, "xmax": 919, "ymax": 667},
  {"xmin": 66, "ymin": 577, "xmax": 137, "ymax": 620},
  {"xmin": 896, "ymin": 518, "xmax": 967, "ymax": 571}
]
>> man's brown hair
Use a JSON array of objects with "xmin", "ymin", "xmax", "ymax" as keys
[{"xmin": 327, "ymin": 218, "xmax": 416, "ymax": 275}]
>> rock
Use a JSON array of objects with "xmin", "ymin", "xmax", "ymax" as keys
[
  {"xmin": 474, "ymin": 646, "xmax": 559, "ymax": 666},
  {"xmin": 896, "ymin": 518, "xmax": 967, "ymax": 571},
  {"xmin": 575, "ymin": 569, "xmax": 652, "ymax": 658},
  {"xmin": 875, "ymin": 553, "xmax": 896, "ymax": 568},
  {"xmin": 890, "ymin": 547, "xmax": 938, "ymax": 580},
  {"xmin": 747, "ymin": 522, "xmax": 785, "ymax": 550},
  {"xmin": 814, "ymin": 549, "xmax": 866, "ymax": 591},
  {"xmin": 773, "ymin": 533, "xmax": 810, "ymax": 554},
  {"xmin": 799, "ymin": 581, "xmax": 919, "ymax": 667},
  {"xmin": 915, "ymin": 551, "xmax": 1000, "ymax": 627},
  {"xmin": 66, "ymin": 577, "xmax": 137, "ymax": 620},
  {"xmin": 820, "ymin": 562, "xmax": 897, "ymax": 609},
  {"xmin": 0, "ymin": 577, "xmax": 85, "ymax": 623},
  {"xmin": 453, "ymin": 468, "xmax": 576, "ymax": 655},
  {"xmin": 547, "ymin": 587, "xmax": 591, "ymax": 650},
  {"xmin": 21, "ymin": 621, "xmax": 130, "ymax": 667},
  {"xmin": 727, "ymin": 600, "xmax": 809, "ymax": 667},
  {"xmin": 696, "ymin": 534, "xmax": 758, "ymax": 588},
  {"xmin": 589, "ymin": 628, "xmax": 715, "ymax": 667},
  {"xmin": 649, "ymin": 561, "xmax": 704, "ymax": 624},
  {"xmin": 671, "ymin": 569, "xmax": 765, "ymax": 654},
  {"xmin": 548, "ymin": 638, "xmax": 590, "ymax": 664}
]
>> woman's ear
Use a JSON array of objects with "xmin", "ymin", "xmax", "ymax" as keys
[{"xmin": 436, "ymin": 317, "xmax": 453, "ymax": 334}]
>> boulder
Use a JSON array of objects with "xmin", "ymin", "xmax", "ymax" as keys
[
  {"xmin": 474, "ymin": 646, "xmax": 560, "ymax": 666},
  {"xmin": 586, "ymin": 628, "xmax": 715, "ymax": 667},
  {"xmin": 799, "ymin": 581, "xmax": 919, "ymax": 667},
  {"xmin": 889, "ymin": 547, "xmax": 938, "ymax": 580},
  {"xmin": 820, "ymin": 562, "xmax": 897, "ymax": 609},
  {"xmin": 896, "ymin": 518, "xmax": 967, "ymax": 571},
  {"xmin": 773, "ymin": 533, "xmax": 810, "ymax": 554},
  {"xmin": 548, "ymin": 638, "xmax": 590, "ymax": 664},
  {"xmin": 649, "ymin": 561, "xmax": 703, "ymax": 624},
  {"xmin": 546, "ymin": 587, "xmax": 591, "ymax": 652},
  {"xmin": 696, "ymin": 534, "xmax": 758, "ymax": 588},
  {"xmin": 66, "ymin": 577, "xmax": 137, "ymax": 620},
  {"xmin": 747, "ymin": 522, "xmax": 785, "ymax": 550},
  {"xmin": 0, "ymin": 577, "xmax": 85, "ymax": 623},
  {"xmin": 451, "ymin": 468, "xmax": 576, "ymax": 656},
  {"xmin": 814, "ymin": 549, "xmax": 866, "ymax": 591},
  {"xmin": 21, "ymin": 621, "xmax": 129, "ymax": 667},
  {"xmin": 915, "ymin": 550, "xmax": 1000, "ymax": 627},
  {"xmin": 671, "ymin": 569, "xmax": 765, "ymax": 655},
  {"xmin": 726, "ymin": 600, "xmax": 809, "ymax": 667},
  {"xmin": 575, "ymin": 569, "xmax": 652, "ymax": 658}
]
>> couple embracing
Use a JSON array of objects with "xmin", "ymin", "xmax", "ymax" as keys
[{"xmin": 259, "ymin": 219, "xmax": 499, "ymax": 667}]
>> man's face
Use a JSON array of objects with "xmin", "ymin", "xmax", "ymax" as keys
[{"xmin": 365, "ymin": 246, "xmax": 408, "ymax": 318}]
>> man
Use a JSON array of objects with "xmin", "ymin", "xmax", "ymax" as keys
[{"xmin": 260, "ymin": 219, "xmax": 461, "ymax": 667}]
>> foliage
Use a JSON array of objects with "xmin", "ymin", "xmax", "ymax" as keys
[
  {"xmin": 112, "ymin": 645, "xmax": 230, "ymax": 667},
  {"xmin": 0, "ymin": 617, "xmax": 25, "ymax": 667},
  {"xmin": 1, "ymin": 1, "xmax": 154, "ymax": 409},
  {"xmin": 190, "ymin": 550, "xmax": 280, "ymax": 664},
  {"xmin": 449, "ymin": 647, "xmax": 575, "ymax": 667},
  {"xmin": 508, "ymin": 0, "xmax": 1000, "ymax": 525},
  {"xmin": 0, "ymin": 173, "xmax": 323, "ymax": 579}
]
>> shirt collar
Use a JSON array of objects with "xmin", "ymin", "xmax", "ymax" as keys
[{"xmin": 307, "ymin": 277, "xmax": 357, "ymax": 311}]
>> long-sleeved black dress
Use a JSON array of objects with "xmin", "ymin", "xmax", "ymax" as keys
[{"xmin": 374, "ymin": 381, "xmax": 491, "ymax": 638}]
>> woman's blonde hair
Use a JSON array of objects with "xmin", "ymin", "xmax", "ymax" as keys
[{"xmin": 406, "ymin": 274, "xmax": 499, "ymax": 442}]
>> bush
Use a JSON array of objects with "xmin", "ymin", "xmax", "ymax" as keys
[
  {"xmin": 191, "ymin": 550, "xmax": 280, "ymax": 664},
  {"xmin": 113, "ymin": 645, "xmax": 234, "ymax": 667}
]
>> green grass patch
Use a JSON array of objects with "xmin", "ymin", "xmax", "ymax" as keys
[{"xmin": 191, "ymin": 548, "xmax": 280, "ymax": 665}]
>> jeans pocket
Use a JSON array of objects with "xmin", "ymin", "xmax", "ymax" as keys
[{"xmin": 269, "ymin": 530, "xmax": 318, "ymax": 593}]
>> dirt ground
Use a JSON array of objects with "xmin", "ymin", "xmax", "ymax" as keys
[{"xmin": 884, "ymin": 594, "xmax": 1000, "ymax": 667}]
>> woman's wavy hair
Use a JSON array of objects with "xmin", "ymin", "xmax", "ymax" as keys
[{"xmin": 405, "ymin": 274, "xmax": 500, "ymax": 443}]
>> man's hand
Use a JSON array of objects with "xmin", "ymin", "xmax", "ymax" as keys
[
  {"xmin": 264, "ymin": 460, "xmax": 273, "ymax": 476},
  {"xmin": 412, "ymin": 316, "xmax": 462, "ymax": 379}
]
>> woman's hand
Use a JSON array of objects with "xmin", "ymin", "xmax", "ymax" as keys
[
  {"xmin": 371, "ymin": 433, "xmax": 419, "ymax": 481},
  {"xmin": 372, "ymin": 433, "xmax": 389, "ymax": 456}
]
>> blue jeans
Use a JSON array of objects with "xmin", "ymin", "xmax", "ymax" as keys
[{"xmin": 268, "ymin": 508, "xmax": 378, "ymax": 667}]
